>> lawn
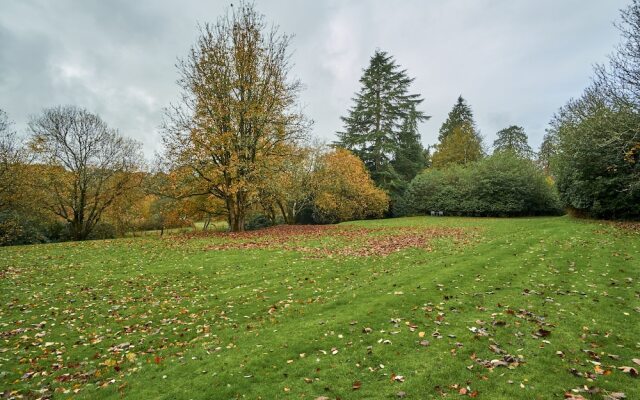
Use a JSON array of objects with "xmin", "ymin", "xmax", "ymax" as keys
[{"xmin": 1, "ymin": 216, "xmax": 638, "ymax": 399}]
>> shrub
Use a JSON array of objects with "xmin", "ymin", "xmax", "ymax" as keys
[
  {"xmin": 0, "ymin": 211, "xmax": 49, "ymax": 246},
  {"xmin": 311, "ymin": 149, "xmax": 389, "ymax": 224},
  {"xmin": 87, "ymin": 222, "xmax": 117, "ymax": 240},
  {"xmin": 403, "ymin": 152, "xmax": 562, "ymax": 217},
  {"xmin": 244, "ymin": 214, "xmax": 274, "ymax": 231},
  {"xmin": 552, "ymin": 100, "xmax": 640, "ymax": 219}
]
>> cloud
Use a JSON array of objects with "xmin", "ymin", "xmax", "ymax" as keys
[{"xmin": 0, "ymin": 0, "xmax": 628, "ymax": 158}]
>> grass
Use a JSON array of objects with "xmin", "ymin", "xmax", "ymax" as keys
[{"xmin": 0, "ymin": 216, "xmax": 638, "ymax": 399}]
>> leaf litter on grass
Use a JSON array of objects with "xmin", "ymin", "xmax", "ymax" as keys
[{"xmin": 201, "ymin": 224, "xmax": 477, "ymax": 257}]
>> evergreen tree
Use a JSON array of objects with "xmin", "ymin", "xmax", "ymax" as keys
[
  {"xmin": 493, "ymin": 125, "xmax": 533, "ymax": 158},
  {"xmin": 335, "ymin": 50, "xmax": 429, "ymax": 192},
  {"xmin": 438, "ymin": 96, "xmax": 477, "ymax": 142},
  {"xmin": 431, "ymin": 122, "xmax": 484, "ymax": 168},
  {"xmin": 392, "ymin": 105, "xmax": 428, "ymax": 182}
]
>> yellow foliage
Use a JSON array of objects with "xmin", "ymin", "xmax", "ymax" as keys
[{"xmin": 312, "ymin": 148, "xmax": 389, "ymax": 223}]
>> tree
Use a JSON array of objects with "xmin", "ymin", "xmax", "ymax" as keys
[
  {"xmin": 312, "ymin": 148, "xmax": 389, "ymax": 223},
  {"xmin": 438, "ymin": 96, "xmax": 477, "ymax": 142},
  {"xmin": 538, "ymin": 130, "xmax": 559, "ymax": 174},
  {"xmin": 335, "ymin": 50, "xmax": 428, "ymax": 192},
  {"xmin": 0, "ymin": 110, "xmax": 26, "ymax": 211},
  {"xmin": 431, "ymin": 123, "xmax": 484, "ymax": 168},
  {"xmin": 162, "ymin": 3, "xmax": 308, "ymax": 232},
  {"xmin": 257, "ymin": 144, "xmax": 320, "ymax": 224},
  {"xmin": 493, "ymin": 125, "xmax": 533, "ymax": 158},
  {"xmin": 550, "ymin": 89, "xmax": 640, "ymax": 219},
  {"xmin": 547, "ymin": 2, "xmax": 640, "ymax": 219},
  {"xmin": 596, "ymin": 0, "xmax": 640, "ymax": 111},
  {"xmin": 28, "ymin": 106, "xmax": 143, "ymax": 240},
  {"xmin": 392, "ymin": 106, "xmax": 428, "ymax": 183}
]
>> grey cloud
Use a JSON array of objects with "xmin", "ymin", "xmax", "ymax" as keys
[{"xmin": 0, "ymin": 0, "xmax": 629, "ymax": 158}]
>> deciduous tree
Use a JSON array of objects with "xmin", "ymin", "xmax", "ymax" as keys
[
  {"xmin": 0, "ymin": 110, "xmax": 26, "ymax": 211},
  {"xmin": 28, "ymin": 106, "xmax": 142, "ymax": 240},
  {"xmin": 162, "ymin": 3, "xmax": 308, "ymax": 231},
  {"xmin": 312, "ymin": 148, "xmax": 389, "ymax": 223},
  {"xmin": 493, "ymin": 125, "xmax": 533, "ymax": 158}
]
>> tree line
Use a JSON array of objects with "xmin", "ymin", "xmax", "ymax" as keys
[{"xmin": 1, "ymin": 2, "xmax": 639, "ymax": 245}]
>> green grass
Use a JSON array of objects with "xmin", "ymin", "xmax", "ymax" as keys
[{"xmin": 1, "ymin": 216, "xmax": 638, "ymax": 399}]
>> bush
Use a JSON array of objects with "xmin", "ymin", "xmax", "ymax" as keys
[
  {"xmin": 552, "ymin": 101, "xmax": 640, "ymax": 219},
  {"xmin": 87, "ymin": 222, "xmax": 117, "ymax": 240},
  {"xmin": 311, "ymin": 149, "xmax": 389, "ymax": 224},
  {"xmin": 244, "ymin": 214, "xmax": 274, "ymax": 231},
  {"xmin": 0, "ymin": 211, "xmax": 49, "ymax": 246},
  {"xmin": 403, "ymin": 152, "xmax": 562, "ymax": 217}
]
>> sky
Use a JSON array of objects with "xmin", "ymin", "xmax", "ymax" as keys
[{"xmin": 0, "ymin": 0, "xmax": 629, "ymax": 158}]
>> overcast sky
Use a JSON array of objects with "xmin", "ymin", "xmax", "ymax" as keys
[{"xmin": 0, "ymin": 0, "xmax": 629, "ymax": 157}]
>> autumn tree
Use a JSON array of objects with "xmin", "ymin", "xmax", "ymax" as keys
[
  {"xmin": 538, "ymin": 130, "xmax": 558, "ymax": 174},
  {"xmin": 162, "ymin": 3, "xmax": 308, "ymax": 232},
  {"xmin": 257, "ymin": 144, "xmax": 320, "ymax": 224},
  {"xmin": 431, "ymin": 123, "xmax": 484, "ymax": 168},
  {"xmin": 28, "ymin": 106, "xmax": 143, "ymax": 240},
  {"xmin": 312, "ymin": 148, "xmax": 389, "ymax": 223},
  {"xmin": 335, "ymin": 50, "xmax": 428, "ymax": 193},
  {"xmin": 493, "ymin": 125, "xmax": 533, "ymax": 158},
  {"xmin": 0, "ymin": 110, "xmax": 26, "ymax": 211}
]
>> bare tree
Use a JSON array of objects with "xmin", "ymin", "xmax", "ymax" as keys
[
  {"xmin": 29, "ymin": 106, "xmax": 142, "ymax": 240},
  {"xmin": 0, "ymin": 109, "xmax": 26, "ymax": 211},
  {"xmin": 162, "ymin": 3, "xmax": 309, "ymax": 231}
]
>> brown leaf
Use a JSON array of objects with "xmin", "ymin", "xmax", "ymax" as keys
[
  {"xmin": 618, "ymin": 366, "xmax": 638, "ymax": 377},
  {"xmin": 489, "ymin": 344, "xmax": 506, "ymax": 354},
  {"xmin": 352, "ymin": 380, "xmax": 362, "ymax": 390},
  {"xmin": 534, "ymin": 328, "xmax": 551, "ymax": 337}
]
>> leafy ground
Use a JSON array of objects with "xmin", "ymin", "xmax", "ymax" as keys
[{"xmin": 1, "ymin": 216, "xmax": 639, "ymax": 399}]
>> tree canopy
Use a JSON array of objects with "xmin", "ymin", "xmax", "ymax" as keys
[
  {"xmin": 438, "ymin": 96, "xmax": 477, "ymax": 142},
  {"xmin": 335, "ymin": 50, "xmax": 429, "ymax": 194},
  {"xmin": 431, "ymin": 122, "xmax": 484, "ymax": 168},
  {"xmin": 161, "ymin": 3, "xmax": 309, "ymax": 231},
  {"xmin": 28, "ymin": 106, "xmax": 143, "ymax": 240},
  {"xmin": 493, "ymin": 125, "xmax": 534, "ymax": 158}
]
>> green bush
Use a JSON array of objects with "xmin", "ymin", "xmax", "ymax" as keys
[
  {"xmin": 0, "ymin": 211, "xmax": 49, "ymax": 246},
  {"xmin": 244, "ymin": 214, "xmax": 274, "ymax": 231},
  {"xmin": 552, "ymin": 101, "xmax": 640, "ymax": 219},
  {"xmin": 87, "ymin": 222, "xmax": 117, "ymax": 240},
  {"xmin": 403, "ymin": 152, "xmax": 562, "ymax": 217}
]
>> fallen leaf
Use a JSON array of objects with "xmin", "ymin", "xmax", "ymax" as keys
[{"xmin": 618, "ymin": 366, "xmax": 638, "ymax": 377}]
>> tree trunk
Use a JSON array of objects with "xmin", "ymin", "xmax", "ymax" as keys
[{"xmin": 227, "ymin": 195, "xmax": 246, "ymax": 232}]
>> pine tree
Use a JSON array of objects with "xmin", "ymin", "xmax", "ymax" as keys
[
  {"xmin": 335, "ymin": 50, "xmax": 429, "ymax": 192},
  {"xmin": 438, "ymin": 96, "xmax": 477, "ymax": 142},
  {"xmin": 431, "ymin": 122, "xmax": 483, "ymax": 168},
  {"xmin": 493, "ymin": 125, "xmax": 533, "ymax": 158}
]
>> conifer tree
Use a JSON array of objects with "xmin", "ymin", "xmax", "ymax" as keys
[
  {"xmin": 336, "ymin": 50, "xmax": 429, "ymax": 192},
  {"xmin": 438, "ymin": 96, "xmax": 477, "ymax": 142},
  {"xmin": 392, "ymin": 105, "xmax": 427, "ymax": 182},
  {"xmin": 431, "ymin": 122, "xmax": 483, "ymax": 168}
]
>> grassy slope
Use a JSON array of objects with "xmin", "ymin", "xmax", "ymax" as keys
[{"xmin": 0, "ymin": 216, "xmax": 638, "ymax": 399}]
